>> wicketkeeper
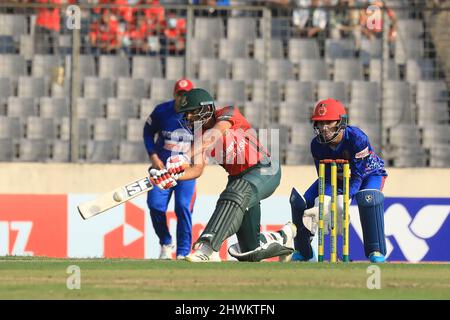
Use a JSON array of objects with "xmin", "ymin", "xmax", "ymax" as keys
[
  {"xmin": 148, "ymin": 88, "xmax": 296, "ymax": 262},
  {"xmin": 288, "ymin": 98, "xmax": 388, "ymax": 263}
]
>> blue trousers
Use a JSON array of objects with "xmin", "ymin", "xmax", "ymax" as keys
[{"xmin": 147, "ymin": 179, "xmax": 196, "ymax": 257}]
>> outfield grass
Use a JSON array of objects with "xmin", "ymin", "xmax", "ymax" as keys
[{"xmin": 0, "ymin": 256, "xmax": 449, "ymax": 299}]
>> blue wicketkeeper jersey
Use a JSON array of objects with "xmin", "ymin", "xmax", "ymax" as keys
[
  {"xmin": 143, "ymin": 100, "xmax": 192, "ymax": 163},
  {"xmin": 310, "ymin": 125, "xmax": 388, "ymax": 198}
]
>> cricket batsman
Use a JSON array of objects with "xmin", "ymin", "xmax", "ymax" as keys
[
  {"xmin": 143, "ymin": 78, "xmax": 197, "ymax": 260},
  {"xmin": 148, "ymin": 88, "xmax": 296, "ymax": 262},
  {"xmin": 288, "ymin": 98, "xmax": 388, "ymax": 263}
]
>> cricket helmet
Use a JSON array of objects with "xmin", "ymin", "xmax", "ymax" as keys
[
  {"xmin": 311, "ymin": 98, "xmax": 348, "ymax": 143},
  {"xmin": 177, "ymin": 88, "xmax": 216, "ymax": 130}
]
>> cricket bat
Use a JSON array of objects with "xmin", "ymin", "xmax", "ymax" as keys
[{"xmin": 77, "ymin": 176, "xmax": 154, "ymax": 220}]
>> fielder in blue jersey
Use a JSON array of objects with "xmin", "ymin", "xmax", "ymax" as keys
[
  {"xmin": 143, "ymin": 78, "xmax": 196, "ymax": 260},
  {"xmin": 288, "ymin": 98, "xmax": 388, "ymax": 263}
]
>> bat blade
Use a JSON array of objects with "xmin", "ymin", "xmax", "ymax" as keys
[{"xmin": 77, "ymin": 176, "xmax": 153, "ymax": 220}]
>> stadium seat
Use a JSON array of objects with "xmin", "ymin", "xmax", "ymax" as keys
[
  {"xmin": 227, "ymin": 17, "xmax": 257, "ymax": 40},
  {"xmin": 284, "ymin": 81, "xmax": 314, "ymax": 103},
  {"xmin": 98, "ymin": 55, "xmax": 130, "ymax": 78},
  {"xmin": 93, "ymin": 118, "xmax": 121, "ymax": 141},
  {"xmin": 278, "ymin": 102, "xmax": 312, "ymax": 125},
  {"xmin": 0, "ymin": 77, "xmax": 13, "ymax": 109},
  {"xmin": 198, "ymin": 58, "xmax": 229, "ymax": 82},
  {"xmin": 253, "ymin": 38, "xmax": 284, "ymax": 63},
  {"xmin": 387, "ymin": 124, "xmax": 422, "ymax": 147},
  {"xmin": 0, "ymin": 116, "xmax": 21, "ymax": 140},
  {"xmin": 397, "ymin": 19, "xmax": 424, "ymax": 39},
  {"xmin": 219, "ymin": 38, "xmax": 249, "ymax": 63},
  {"xmin": 32, "ymin": 54, "xmax": 62, "ymax": 79},
  {"xmin": 395, "ymin": 38, "xmax": 423, "ymax": 65},
  {"xmin": 252, "ymin": 80, "xmax": 281, "ymax": 103},
  {"xmin": 132, "ymin": 56, "xmax": 163, "ymax": 80},
  {"xmin": 194, "ymin": 17, "xmax": 225, "ymax": 39},
  {"xmin": 317, "ymin": 81, "xmax": 349, "ymax": 103},
  {"xmin": 64, "ymin": 54, "xmax": 96, "ymax": 79},
  {"xmin": 416, "ymin": 80, "xmax": 448, "ymax": 103},
  {"xmin": 76, "ymin": 98, "xmax": 104, "ymax": 119},
  {"xmin": 299, "ymin": 59, "xmax": 329, "ymax": 82},
  {"xmin": 18, "ymin": 77, "xmax": 48, "ymax": 98},
  {"xmin": 165, "ymin": 57, "xmax": 185, "ymax": 80},
  {"xmin": 267, "ymin": 59, "xmax": 295, "ymax": 81},
  {"xmin": 39, "ymin": 97, "xmax": 70, "ymax": 120},
  {"xmin": 150, "ymin": 78, "xmax": 176, "ymax": 101},
  {"xmin": 350, "ymin": 81, "xmax": 380, "ymax": 103},
  {"xmin": 106, "ymin": 98, "xmax": 139, "ymax": 122},
  {"xmin": 126, "ymin": 118, "xmax": 145, "ymax": 142},
  {"xmin": 83, "ymin": 77, "xmax": 114, "ymax": 99},
  {"xmin": 417, "ymin": 101, "xmax": 449, "ymax": 126},
  {"xmin": 232, "ymin": 58, "xmax": 261, "ymax": 84},
  {"xmin": 0, "ymin": 14, "xmax": 27, "ymax": 38},
  {"xmin": 369, "ymin": 59, "xmax": 399, "ymax": 82},
  {"xmin": 325, "ymin": 39, "xmax": 356, "ymax": 64},
  {"xmin": 405, "ymin": 59, "xmax": 435, "ymax": 83},
  {"xmin": 288, "ymin": 39, "xmax": 320, "ymax": 63},
  {"xmin": 0, "ymin": 54, "xmax": 27, "ymax": 81},
  {"xmin": 117, "ymin": 78, "xmax": 149, "ymax": 100},
  {"xmin": 51, "ymin": 82, "xmax": 70, "ymax": 98},
  {"xmin": 119, "ymin": 141, "xmax": 147, "ymax": 163},
  {"xmin": 18, "ymin": 138, "xmax": 48, "ymax": 162},
  {"xmin": 7, "ymin": 97, "xmax": 37, "ymax": 118},
  {"xmin": 217, "ymin": 79, "xmax": 246, "ymax": 107},
  {"xmin": 188, "ymin": 79, "xmax": 213, "ymax": 96},
  {"xmin": 19, "ymin": 35, "xmax": 34, "ymax": 61},
  {"xmin": 140, "ymin": 99, "xmax": 164, "ymax": 119},
  {"xmin": 349, "ymin": 101, "xmax": 381, "ymax": 123},
  {"xmin": 381, "ymin": 99, "xmax": 413, "ymax": 128},
  {"xmin": 243, "ymin": 101, "xmax": 265, "ymax": 128},
  {"xmin": 289, "ymin": 122, "xmax": 315, "ymax": 146},
  {"xmin": 383, "ymin": 81, "xmax": 412, "ymax": 104},
  {"xmin": 0, "ymin": 35, "xmax": 16, "ymax": 54},
  {"xmin": 429, "ymin": 144, "xmax": 450, "ymax": 168},
  {"xmin": 333, "ymin": 59, "xmax": 364, "ymax": 82},
  {"xmin": 285, "ymin": 144, "xmax": 313, "ymax": 165},
  {"xmin": 59, "ymin": 118, "xmax": 89, "ymax": 141},
  {"xmin": 359, "ymin": 39, "xmax": 382, "ymax": 66},
  {"xmin": 421, "ymin": 125, "xmax": 450, "ymax": 149},
  {"xmin": 86, "ymin": 140, "xmax": 117, "ymax": 163},
  {"xmin": 49, "ymin": 139, "xmax": 69, "ymax": 162},
  {"xmin": 0, "ymin": 138, "xmax": 13, "ymax": 161},
  {"xmin": 25, "ymin": 116, "xmax": 55, "ymax": 139}
]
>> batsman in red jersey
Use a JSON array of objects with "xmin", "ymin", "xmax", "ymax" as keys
[{"xmin": 149, "ymin": 88, "xmax": 296, "ymax": 262}]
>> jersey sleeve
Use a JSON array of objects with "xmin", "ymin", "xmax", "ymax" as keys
[
  {"xmin": 349, "ymin": 132, "xmax": 371, "ymax": 198},
  {"xmin": 143, "ymin": 108, "xmax": 160, "ymax": 156},
  {"xmin": 215, "ymin": 106, "xmax": 236, "ymax": 125}
]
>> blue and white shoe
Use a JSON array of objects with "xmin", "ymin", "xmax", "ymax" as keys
[
  {"xmin": 369, "ymin": 251, "xmax": 386, "ymax": 263},
  {"xmin": 291, "ymin": 250, "xmax": 316, "ymax": 262}
]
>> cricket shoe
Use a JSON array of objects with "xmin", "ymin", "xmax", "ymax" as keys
[
  {"xmin": 278, "ymin": 222, "xmax": 297, "ymax": 262},
  {"xmin": 369, "ymin": 251, "xmax": 386, "ymax": 263},
  {"xmin": 159, "ymin": 243, "xmax": 174, "ymax": 260},
  {"xmin": 185, "ymin": 243, "xmax": 221, "ymax": 262}
]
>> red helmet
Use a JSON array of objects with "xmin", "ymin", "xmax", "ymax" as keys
[
  {"xmin": 311, "ymin": 98, "xmax": 347, "ymax": 121},
  {"xmin": 311, "ymin": 98, "xmax": 348, "ymax": 144}
]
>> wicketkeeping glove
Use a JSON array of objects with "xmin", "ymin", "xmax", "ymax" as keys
[{"xmin": 148, "ymin": 168, "xmax": 177, "ymax": 190}]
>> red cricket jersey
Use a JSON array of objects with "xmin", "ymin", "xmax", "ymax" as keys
[{"xmin": 208, "ymin": 106, "xmax": 270, "ymax": 176}]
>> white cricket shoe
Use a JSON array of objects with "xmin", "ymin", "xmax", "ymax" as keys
[
  {"xmin": 185, "ymin": 243, "xmax": 221, "ymax": 262},
  {"xmin": 159, "ymin": 243, "xmax": 174, "ymax": 260},
  {"xmin": 176, "ymin": 255, "xmax": 186, "ymax": 260},
  {"xmin": 278, "ymin": 222, "xmax": 297, "ymax": 262}
]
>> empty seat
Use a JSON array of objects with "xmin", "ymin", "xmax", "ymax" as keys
[
  {"xmin": 83, "ymin": 77, "xmax": 114, "ymax": 99},
  {"xmin": 417, "ymin": 102, "xmax": 449, "ymax": 126},
  {"xmin": 194, "ymin": 17, "xmax": 225, "ymax": 39},
  {"xmin": 150, "ymin": 78, "xmax": 176, "ymax": 101},
  {"xmin": 219, "ymin": 38, "xmax": 248, "ymax": 62},
  {"xmin": 65, "ymin": 54, "xmax": 96, "ymax": 79},
  {"xmin": 0, "ymin": 54, "xmax": 27, "ymax": 80},
  {"xmin": 381, "ymin": 99, "xmax": 413, "ymax": 128},
  {"xmin": 299, "ymin": 59, "xmax": 329, "ymax": 81},
  {"xmin": 7, "ymin": 97, "xmax": 37, "ymax": 118},
  {"xmin": 267, "ymin": 59, "xmax": 295, "ymax": 81},
  {"xmin": 232, "ymin": 58, "xmax": 261, "ymax": 83},
  {"xmin": 59, "ymin": 118, "xmax": 89, "ymax": 141},
  {"xmin": 429, "ymin": 144, "xmax": 450, "ymax": 168},
  {"xmin": 253, "ymin": 38, "xmax": 284, "ymax": 63},
  {"xmin": 227, "ymin": 17, "xmax": 257, "ymax": 40},
  {"xmin": 395, "ymin": 38, "xmax": 423, "ymax": 65},
  {"xmin": 39, "ymin": 97, "xmax": 70, "ymax": 119},
  {"xmin": 0, "ymin": 77, "xmax": 13, "ymax": 108},
  {"xmin": 106, "ymin": 98, "xmax": 139, "ymax": 121},
  {"xmin": 325, "ymin": 39, "xmax": 356, "ymax": 63},
  {"xmin": 86, "ymin": 140, "xmax": 116, "ymax": 163},
  {"xmin": 18, "ymin": 77, "xmax": 48, "ymax": 98},
  {"xmin": 189, "ymin": 79, "xmax": 212, "ymax": 94},
  {"xmin": 49, "ymin": 140, "xmax": 69, "ymax": 162},
  {"xmin": 284, "ymin": 81, "xmax": 314, "ymax": 103},
  {"xmin": 19, "ymin": 34, "xmax": 34, "ymax": 61},
  {"xmin": 217, "ymin": 79, "xmax": 246, "ymax": 106},
  {"xmin": 288, "ymin": 39, "xmax": 320, "ymax": 63},
  {"xmin": 369, "ymin": 59, "xmax": 399, "ymax": 82},
  {"xmin": 351, "ymin": 81, "xmax": 380, "ymax": 103},
  {"xmin": 117, "ymin": 78, "xmax": 148, "ymax": 100},
  {"xmin": 285, "ymin": 145, "xmax": 313, "ymax": 165},
  {"xmin": 98, "ymin": 55, "xmax": 130, "ymax": 78},
  {"xmin": 317, "ymin": 81, "xmax": 349, "ymax": 103},
  {"xmin": 0, "ymin": 116, "xmax": 21, "ymax": 139},
  {"xmin": 405, "ymin": 59, "xmax": 435, "ymax": 83},
  {"xmin": 198, "ymin": 58, "xmax": 228, "ymax": 81},
  {"xmin": 127, "ymin": 118, "xmax": 145, "ymax": 142},
  {"xmin": 397, "ymin": 19, "xmax": 424, "ymax": 39},
  {"xmin": 289, "ymin": 122, "xmax": 315, "ymax": 146},
  {"xmin": 359, "ymin": 39, "xmax": 382, "ymax": 66},
  {"xmin": 76, "ymin": 98, "xmax": 104, "ymax": 119},
  {"xmin": 333, "ymin": 59, "xmax": 364, "ymax": 82},
  {"xmin": 421, "ymin": 125, "xmax": 450, "ymax": 149},
  {"xmin": 32, "ymin": 54, "xmax": 62, "ymax": 79},
  {"xmin": 349, "ymin": 101, "xmax": 380, "ymax": 122},
  {"xmin": 140, "ymin": 99, "xmax": 163, "ymax": 119},
  {"xmin": 51, "ymin": 82, "xmax": 70, "ymax": 98},
  {"xmin": 165, "ymin": 57, "xmax": 185, "ymax": 80},
  {"xmin": 119, "ymin": 141, "xmax": 147, "ymax": 163},
  {"xmin": 132, "ymin": 56, "xmax": 163, "ymax": 80},
  {"xmin": 252, "ymin": 80, "xmax": 281, "ymax": 103},
  {"xmin": 266, "ymin": 123, "xmax": 289, "ymax": 154},
  {"xmin": 18, "ymin": 138, "xmax": 48, "ymax": 162},
  {"xmin": 93, "ymin": 118, "xmax": 121, "ymax": 141},
  {"xmin": 351, "ymin": 122, "xmax": 382, "ymax": 153},
  {"xmin": 0, "ymin": 14, "xmax": 27, "ymax": 37},
  {"xmin": 189, "ymin": 38, "xmax": 216, "ymax": 69},
  {"xmin": 389, "ymin": 146, "xmax": 427, "ymax": 167},
  {"xmin": 243, "ymin": 101, "xmax": 264, "ymax": 128},
  {"xmin": 278, "ymin": 102, "xmax": 312, "ymax": 125},
  {"xmin": 387, "ymin": 124, "xmax": 421, "ymax": 146},
  {"xmin": 416, "ymin": 81, "xmax": 448, "ymax": 103},
  {"xmin": 0, "ymin": 138, "xmax": 13, "ymax": 161},
  {"xmin": 26, "ymin": 117, "xmax": 55, "ymax": 139}
]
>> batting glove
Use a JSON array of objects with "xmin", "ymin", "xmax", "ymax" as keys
[
  {"xmin": 166, "ymin": 155, "xmax": 189, "ymax": 179},
  {"xmin": 148, "ymin": 168, "xmax": 177, "ymax": 190}
]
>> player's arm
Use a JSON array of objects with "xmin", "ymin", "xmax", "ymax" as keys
[
  {"xmin": 179, "ymin": 120, "xmax": 232, "ymax": 180},
  {"xmin": 143, "ymin": 110, "xmax": 165, "ymax": 169}
]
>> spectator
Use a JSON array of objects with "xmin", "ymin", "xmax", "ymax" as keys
[
  {"xmin": 35, "ymin": 0, "xmax": 61, "ymax": 54},
  {"xmin": 360, "ymin": 0, "xmax": 397, "ymax": 42},
  {"xmin": 122, "ymin": 11, "xmax": 161, "ymax": 54},
  {"xmin": 89, "ymin": 9, "xmax": 122, "ymax": 54},
  {"xmin": 292, "ymin": 0, "xmax": 329, "ymax": 38},
  {"xmin": 162, "ymin": 11, "xmax": 187, "ymax": 55},
  {"xmin": 329, "ymin": 0, "xmax": 361, "ymax": 45}
]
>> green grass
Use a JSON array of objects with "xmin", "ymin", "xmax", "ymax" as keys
[{"xmin": 0, "ymin": 256, "xmax": 449, "ymax": 299}]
